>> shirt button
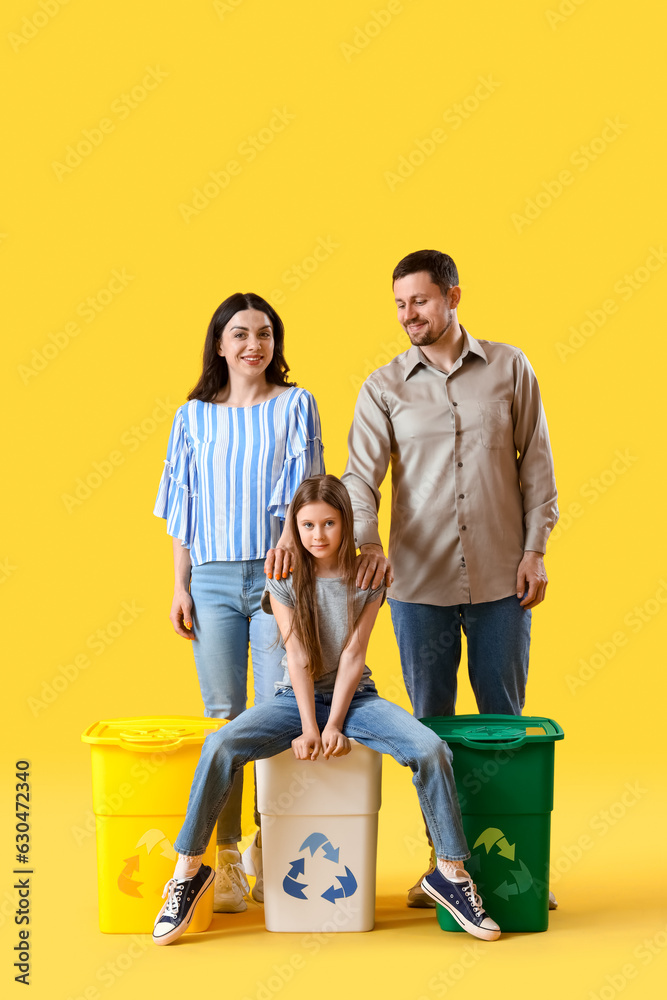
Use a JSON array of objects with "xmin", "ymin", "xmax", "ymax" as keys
[
  {"xmin": 457, "ymin": 462, "xmax": 463, "ymax": 467},
  {"xmin": 458, "ymin": 494, "xmax": 464, "ymax": 499},
  {"xmin": 461, "ymin": 525, "xmax": 467, "ymax": 530},
  {"xmin": 456, "ymin": 430, "xmax": 461, "ymax": 436},
  {"xmin": 452, "ymin": 402, "xmax": 458, "ymax": 406}
]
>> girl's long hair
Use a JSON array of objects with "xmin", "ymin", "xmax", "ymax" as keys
[
  {"xmin": 286, "ymin": 475, "xmax": 358, "ymax": 680},
  {"xmin": 188, "ymin": 292, "xmax": 296, "ymax": 402}
]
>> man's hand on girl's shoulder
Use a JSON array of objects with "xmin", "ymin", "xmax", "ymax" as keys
[{"xmin": 356, "ymin": 544, "xmax": 393, "ymax": 590}]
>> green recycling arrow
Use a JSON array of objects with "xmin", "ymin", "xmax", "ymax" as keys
[
  {"xmin": 493, "ymin": 860, "xmax": 534, "ymax": 899},
  {"xmin": 473, "ymin": 828, "xmax": 516, "ymax": 860}
]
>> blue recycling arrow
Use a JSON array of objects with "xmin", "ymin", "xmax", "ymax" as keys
[
  {"xmin": 321, "ymin": 841, "xmax": 340, "ymax": 863},
  {"xmin": 300, "ymin": 833, "xmax": 328, "ymax": 856},
  {"xmin": 321, "ymin": 866, "xmax": 358, "ymax": 904},
  {"xmin": 287, "ymin": 858, "xmax": 305, "ymax": 878},
  {"xmin": 322, "ymin": 883, "xmax": 345, "ymax": 903},
  {"xmin": 283, "ymin": 875, "xmax": 308, "ymax": 899}
]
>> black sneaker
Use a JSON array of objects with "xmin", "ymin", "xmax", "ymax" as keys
[
  {"xmin": 153, "ymin": 865, "xmax": 214, "ymax": 946},
  {"xmin": 422, "ymin": 865, "xmax": 501, "ymax": 941}
]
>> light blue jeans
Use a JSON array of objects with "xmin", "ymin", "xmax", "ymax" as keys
[
  {"xmin": 189, "ymin": 559, "xmax": 284, "ymax": 844},
  {"xmin": 174, "ymin": 687, "xmax": 470, "ymax": 861},
  {"xmin": 388, "ymin": 594, "xmax": 531, "ymax": 719}
]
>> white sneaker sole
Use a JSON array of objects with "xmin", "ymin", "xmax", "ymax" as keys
[
  {"xmin": 420, "ymin": 878, "xmax": 501, "ymax": 942},
  {"xmin": 153, "ymin": 869, "xmax": 215, "ymax": 947}
]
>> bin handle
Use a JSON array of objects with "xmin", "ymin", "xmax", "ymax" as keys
[{"xmin": 456, "ymin": 734, "xmax": 529, "ymax": 749}]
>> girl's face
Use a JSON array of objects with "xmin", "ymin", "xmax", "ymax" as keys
[
  {"xmin": 296, "ymin": 501, "xmax": 343, "ymax": 563},
  {"xmin": 217, "ymin": 308, "xmax": 274, "ymax": 380}
]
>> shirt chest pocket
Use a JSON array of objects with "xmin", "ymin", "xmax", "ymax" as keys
[{"xmin": 477, "ymin": 400, "xmax": 513, "ymax": 450}]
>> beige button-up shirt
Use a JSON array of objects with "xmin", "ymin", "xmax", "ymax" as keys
[{"xmin": 342, "ymin": 329, "xmax": 558, "ymax": 606}]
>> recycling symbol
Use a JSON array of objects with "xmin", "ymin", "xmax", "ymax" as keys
[
  {"xmin": 471, "ymin": 827, "xmax": 535, "ymax": 900},
  {"xmin": 117, "ymin": 828, "xmax": 177, "ymax": 898},
  {"xmin": 282, "ymin": 832, "xmax": 358, "ymax": 904}
]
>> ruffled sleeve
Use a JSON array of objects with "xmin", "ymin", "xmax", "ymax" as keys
[
  {"xmin": 268, "ymin": 390, "xmax": 325, "ymax": 520},
  {"xmin": 153, "ymin": 407, "xmax": 198, "ymax": 547}
]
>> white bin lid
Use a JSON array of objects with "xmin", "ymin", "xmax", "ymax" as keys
[{"xmin": 256, "ymin": 741, "xmax": 382, "ymax": 816}]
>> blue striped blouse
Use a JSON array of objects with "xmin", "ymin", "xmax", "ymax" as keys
[{"xmin": 154, "ymin": 387, "xmax": 325, "ymax": 565}]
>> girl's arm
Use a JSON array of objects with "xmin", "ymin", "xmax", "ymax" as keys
[
  {"xmin": 322, "ymin": 596, "xmax": 383, "ymax": 759},
  {"xmin": 169, "ymin": 538, "xmax": 194, "ymax": 639},
  {"xmin": 270, "ymin": 595, "xmax": 321, "ymax": 760}
]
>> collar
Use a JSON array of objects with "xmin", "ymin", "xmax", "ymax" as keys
[{"xmin": 402, "ymin": 326, "xmax": 488, "ymax": 380}]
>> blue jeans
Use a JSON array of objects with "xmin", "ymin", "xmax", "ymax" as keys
[
  {"xmin": 174, "ymin": 688, "xmax": 469, "ymax": 861},
  {"xmin": 190, "ymin": 560, "xmax": 284, "ymax": 844},
  {"xmin": 388, "ymin": 595, "xmax": 531, "ymax": 719}
]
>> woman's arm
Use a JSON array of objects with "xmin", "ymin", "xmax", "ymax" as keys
[
  {"xmin": 169, "ymin": 537, "xmax": 194, "ymax": 639},
  {"xmin": 322, "ymin": 596, "xmax": 383, "ymax": 758},
  {"xmin": 270, "ymin": 595, "xmax": 321, "ymax": 760}
]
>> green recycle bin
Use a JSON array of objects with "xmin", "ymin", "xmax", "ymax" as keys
[{"xmin": 420, "ymin": 714, "xmax": 564, "ymax": 933}]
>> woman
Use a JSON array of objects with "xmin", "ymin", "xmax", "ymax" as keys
[
  {"xmin": 154, "ymin": 292, "xmax": 324, "ymax": 912},
  {"xmin": 152, "ymin": 475, "xmax": 500, "ymax": 946}
]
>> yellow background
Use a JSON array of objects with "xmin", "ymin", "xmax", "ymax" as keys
[{"xmin": 3, "ymin": 0, "xmax": 666, "ymax": 996}]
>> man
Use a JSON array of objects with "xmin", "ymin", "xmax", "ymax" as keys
[{"xmin": 342, "ymin": 249, "xmax": 558, "ymax": 906}]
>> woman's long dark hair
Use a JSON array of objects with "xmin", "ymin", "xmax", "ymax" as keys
[
  {"xmin": 188, "ymin": 292, "xmax": 296, "ymax": 402},
  {"xmin": 285, "ymin": 475, "xmax": 358, "ymax": 680}
]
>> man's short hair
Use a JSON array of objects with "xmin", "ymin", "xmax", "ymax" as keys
[{"xmin": 392, "ymin": 250, "xmax": 459, "ymax": 296}]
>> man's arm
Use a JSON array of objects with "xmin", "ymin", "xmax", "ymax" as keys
[
  {"xmin": 341, "ymin": 377, "xmax": 394, "ymax": 589},
  {"xmin": 512, "ymin": 352, "xmax": 559, "ymax": 608}
]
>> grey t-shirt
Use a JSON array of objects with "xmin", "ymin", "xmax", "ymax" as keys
[{"xmin": 261, "ymin": 574, "xmax": 386, "ymax": 693}]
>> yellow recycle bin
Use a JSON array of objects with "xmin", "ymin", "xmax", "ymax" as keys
[{"xmin": 81, "ymin": 716, "xmax": 224, "ymax": 934}]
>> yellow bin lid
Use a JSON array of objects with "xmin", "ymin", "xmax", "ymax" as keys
[{"xmin": 81, "ymin": 716, "xmax": 224, "ymax": 753}]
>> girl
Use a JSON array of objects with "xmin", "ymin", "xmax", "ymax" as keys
[
  {"xmin": 154, "ymin": 293, "xmax": 324, "ymax": 912},
  {"xmin": 152, "ymin": 475, "xmax": 500, "ymax": 944}
]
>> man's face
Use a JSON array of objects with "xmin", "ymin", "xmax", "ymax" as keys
[{"xmin": 393, "ymin": 271, "xmax": 459, "ymax": 346}]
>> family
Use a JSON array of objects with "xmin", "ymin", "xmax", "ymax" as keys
[{"xmin": 151, "ymin": 249, "xmax": 559, "ymax": 945}]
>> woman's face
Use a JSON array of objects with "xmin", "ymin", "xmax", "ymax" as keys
[{"xmin": 217, "ymin": 309, "xmax": 275, "ymax": 380}]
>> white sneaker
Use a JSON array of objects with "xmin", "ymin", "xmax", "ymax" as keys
[
  {"xmin": 242, "ymin": 833, "xmax": 264, "ymax": 903},
  {"xmin": 213, "ymin": 850, "xmax": 249, "ymax": 913}
]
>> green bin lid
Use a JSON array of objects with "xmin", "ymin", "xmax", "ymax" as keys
[
  {"xmin": 420, "ymin": 714, "xmax": 564, "ymax": 749},
  {"xmin": 81, "ymin": 716, "xmax": 224, "ymax": 752}
]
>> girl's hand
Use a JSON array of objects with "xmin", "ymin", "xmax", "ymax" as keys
[
  {"xmin": 169, "ymin": 590, "xmax": 195, "ymax": 639},
  {"xmin": 321, "ymin": 726, "xmax": 351, "ymax": 759},
  {"xmin": 292, "ymin": 731, "xmax": 322, "ymax": 760}
]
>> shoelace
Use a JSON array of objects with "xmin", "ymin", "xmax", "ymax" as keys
[
  {"xmin": 462, "ymin": 879, "xmax": 483, "ymax": 916},
  {"xmin": 161, "ymin": 878, "xmax": 185, "ymax": 918},
  {"xmin": 216, "ymin": 862, "xmax": 246, "ymax": 891}
]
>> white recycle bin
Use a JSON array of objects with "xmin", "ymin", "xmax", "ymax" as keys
[{"xmin": 256, "ymin": 741, "xmax": 382, "ymax": 932}]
